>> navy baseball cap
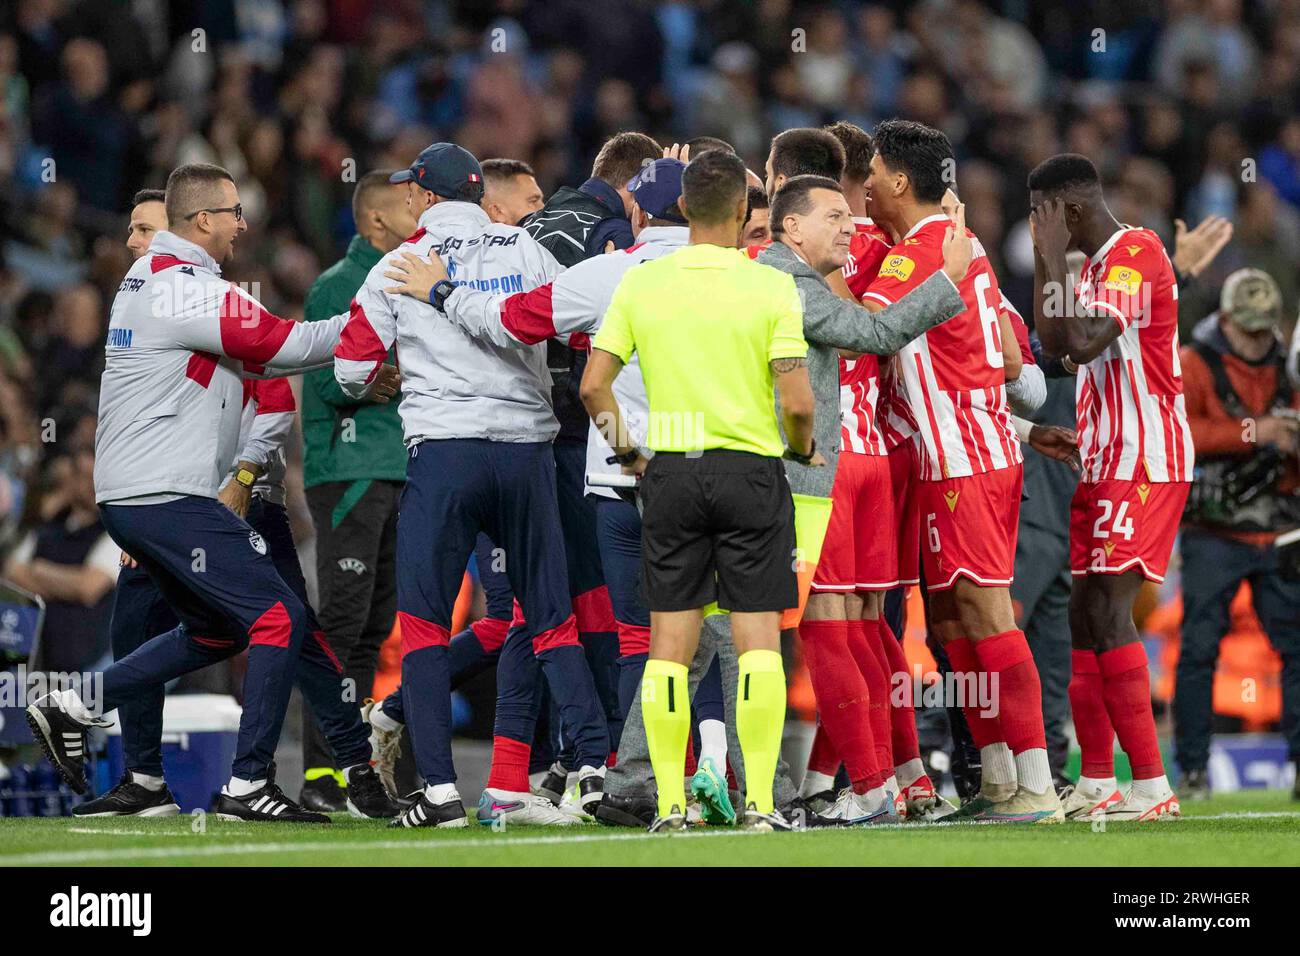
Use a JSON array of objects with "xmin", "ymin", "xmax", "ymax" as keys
[
  {"xmin": 627, "ymin": 158, "xmax": 687, "ymax": 224},
  {"xmin": 390, "ymin": 143, "xmax": 484, "ymax": 200}
]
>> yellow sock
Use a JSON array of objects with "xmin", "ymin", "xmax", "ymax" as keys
[
  {"xmin": 641, "ymin": 658, "xmax": 690, "ymax": 818},
  {"xmin": 736, "ymin": 649, "xmax": 785, "ymax": 815}
]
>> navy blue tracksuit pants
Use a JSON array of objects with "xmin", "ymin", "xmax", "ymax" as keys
[
  {"xmin": 380, "ymin": 532, "xmax": 518, "ymax": 725},
  {"xmin": 99, "ymin": 496, "xmax": 370, "ymax": 780},
  {"xmin": 109, "ymin": 563, "xmax": 179, "ymax": 778},
  {"xmin": 397, "ymin": 439, "xmax": 607, "ymax": 786}
]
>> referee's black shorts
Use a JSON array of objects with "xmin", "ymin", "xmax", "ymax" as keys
[{"xmin": 639, "ymin": 449, "xmax": 797, "ymax": 613}]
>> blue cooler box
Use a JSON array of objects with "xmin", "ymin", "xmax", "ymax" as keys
[{"xmin": 102, "ymin": 694, "xmax": 242, "ymax": 812}]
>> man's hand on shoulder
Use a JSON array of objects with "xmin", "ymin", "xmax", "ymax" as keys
[{"xmin": 385, "ymin": 251, "xmax": 448, "ymax": 303}]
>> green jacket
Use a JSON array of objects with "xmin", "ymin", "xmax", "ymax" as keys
[{"xmin": 302, "ymin": 235, "xmax": 407, "ymax": 488}]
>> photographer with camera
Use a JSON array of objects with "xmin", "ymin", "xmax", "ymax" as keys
[{"xmin": 1178, "ymin": 268, "xmax": 1300, "ymax": 801}]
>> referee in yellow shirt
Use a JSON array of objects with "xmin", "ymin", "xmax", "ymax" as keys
[{"xmin": 580, "ymin": 149, "xmax": 818, "ymax": 832}]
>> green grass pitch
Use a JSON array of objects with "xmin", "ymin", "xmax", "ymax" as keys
[{"xmin": 1, "ymin": 791, "xmax": 1296, "ymax": 867}]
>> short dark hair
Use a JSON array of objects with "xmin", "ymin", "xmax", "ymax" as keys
[
  {"xmin": 769, "ymin": 175, "xmax": 842, "ymax": 239},
  {"xmin": 591, "ymin": 132, "xmax": 661, "ymax": 189},
  {"xmin": 1027, "ymin": 153, "xmax": 1101, "ymax": 200},
  {"xmin": 131, "ymin": 188, "xmax": 165, "ymax": 207},
  {"xmin": 686, "ymin": 135, "xmax": 735, "ymax": 156},
  {"xmin": 871, "ymin": 119, "xmax": 954, "ymax": 204},
  {"xmin": 352, "ymin": 170, "xmax": 399, "ymax": 227},
  {"xmin": 481, "ymin": 158, "xmax": 536, "ymax": 184},
  {"xmin": 165, "ymin": 163, "xmax": 236, "ymax": 228},
  {"xmin": 681, "ymin": 149, "xmax": 747, "ymax": 225},
  {"xmin": 824, "ymin": 121, "xmax": 873, "ymax": 184},
  {"xmin": 770, "ymin": 128, "xmax": 846, "ymax": 182},
  {"xmin": 745, "ymin": 185, "xmax": 769, "ymax": 223}
]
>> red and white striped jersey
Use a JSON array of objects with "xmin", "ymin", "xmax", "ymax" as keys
[
  {"xmin": 838, "ymin": 220, "xmax": 892, "ymax": 455},
  {"xmin": 1074, "ymin": 226, "xmax": 1193, "ymax": 483},
  {"xmin": 877, "ymin": 356, "xmax": 919, "ymax": 451},
  {"xmin": 863, "ymin": 213, "xmax": 1021, "ymax": 481},
  {"xmin": 842, "ymin": 218, "xmax": 893, "ymax": 301},
  {"xmin": 839, "ymin": 354, "xmax": 887, "ymax": 454},
  {"xmin": 1002, "ymin": 293, "xmax": 1034, "ymax": 365}
]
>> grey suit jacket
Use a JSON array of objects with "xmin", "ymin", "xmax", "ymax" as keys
[{"xmin": 756, "ymin": 240, "xmax": 964, "ymax": 497}]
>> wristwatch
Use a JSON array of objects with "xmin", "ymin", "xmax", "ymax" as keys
[
  {"xmin": 782, "ymin": 439, "xmax": 816, "ymax": 466},
  {"xmin": 429, "ymin": 279, "xmax": 456, "ymax": 312},
  {"xmin": 234, "ymin": 468, "xmax": 257, "ymax": 489}
]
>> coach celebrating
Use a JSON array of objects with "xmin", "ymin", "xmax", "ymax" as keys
[{"xmin": 581, "ymin": 149, "xmax": 817, "ymax": 832}]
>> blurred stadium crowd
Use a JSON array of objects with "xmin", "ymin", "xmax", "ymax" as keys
[{"xmin": 0, "ymin": 0, "xmax": 1298, "ymax": 736}]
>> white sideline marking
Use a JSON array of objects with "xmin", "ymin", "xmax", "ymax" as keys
[
  {"xmin": 0, "ymin": 827, "xmax": 759, "ymax": 866},
  {"xmin": 5, "ymin": 810, "xmax": 1296, "ymax": 866}
]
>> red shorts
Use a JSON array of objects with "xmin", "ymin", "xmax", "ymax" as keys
[
  {"xmin": 1069, "ymin": 479, "xmax": 1190, "ymax": 582},
  {"xmin": 919, "ymin": 465, "xmax": 1022, "ymax": 591},
  {"xmin": 812, "ymin": 452, "xmax": 898, "ymax": 592},
  {"xmin": 889, "ymin": 442, "xmax": 920, "ymax": 585}
]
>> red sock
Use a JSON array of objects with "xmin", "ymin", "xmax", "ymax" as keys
[
  {"xmin": 1069, "ymin": 649, "xmax": 1115, "ymax": 777},
  {"xmin": 486, "ymin": 736, "xmax": 530, "ymax": 792},
  {"xmin": 684, "ymin": 733, "xmax": 697, "ymax": 778},
  {"xmin": 1099, "ymin": 642, "xmax": 1165, "ymax": 780},
  {"xmin": 847, "ymin": 619, "xmax": 893, "ymax": 787},
  {"xmin": 878, "ymin": 617, "xmax": 921, "ymax": 766},
  {"xmin": 973, "ymin": 629, "xmax": 1046, "ymax": 754},
  {"xmin": 806, "ymin": 721, "xmax": 840, "ymax": 777},
  {"xmin": 799, "ymin": 620, "xmax": 877, "ymax": 792},
  {"xmin": 943, "ymin": 637, "xmax": 1004, "ymax": 749}
]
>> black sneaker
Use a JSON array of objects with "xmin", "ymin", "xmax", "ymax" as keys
[
  {"xmin": 800, "ymin": 788, "xmax": 836, "ymax": 815},
  {"xmin": 215, "ymin": 783, "xmax": 331, "ymax": 823},
  {"xmin": 577, "ymin": 768, "xmax": 604, "ymax": 815},
  {"xmin": 743, "ymin": 802, "xmax": 795, "ymax": 832},
  {"xmin": 595, "ymin": 792, "xmax": 656, "ymax": 828},
  {"xmin": 389, "ymin": 790, "xmax": 469, "ymax": 829},
  {"xmin": 535, "ymin": 762, "xmax": 567, "ymax": 805},
  {"xmin": 648, "ymin": 804, "xmax": 687, "ymax": 833},
  {"xmin": 1182, "ymin": 767, "xmax": 1211, "ymax": 801},
  {"xmin": 73, "ymin": 773, "xmax": 180, "ymax": 817},
  {"xmin": 782, "ymin": 795, "xmax": 848, "ymax": 829},
  {"xmin": 300, "ymin": 773, "xmax": 347, "ymax": 812},
  {"xmin": 26, "ymin": 691, "xmax": 106, "ymax": 795},
  {"xmin": 344, "ymin": 764, "xmax": 400, "ymax": 819}
]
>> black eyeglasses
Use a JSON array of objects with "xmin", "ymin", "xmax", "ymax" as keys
[{"xmin": 184, "ymin": 203, "xmax": 243, "ymax": 221}]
